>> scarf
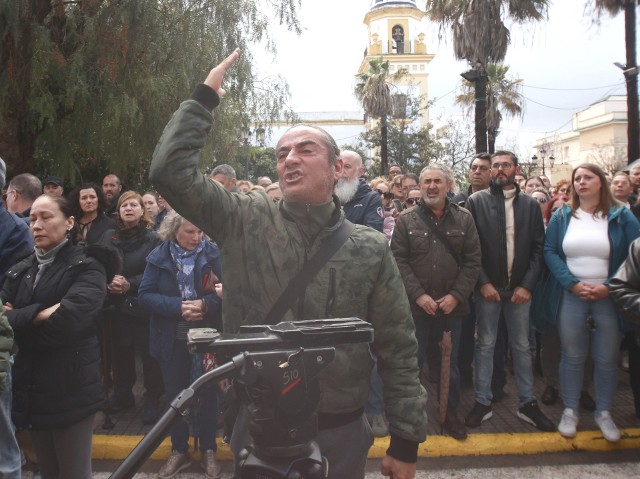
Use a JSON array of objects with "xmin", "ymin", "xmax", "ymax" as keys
[
  {"xmin": 34, "ymin": 238, "xmax": 69, "ymax": 288},
  {"xmin": 170, "ymin": 239, "xmax": 205, "ymax": 300}
]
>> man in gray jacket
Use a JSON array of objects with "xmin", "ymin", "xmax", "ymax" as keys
[{"xmin": 150, "ymin": 49, "xmax": 426, "ymax": 479}]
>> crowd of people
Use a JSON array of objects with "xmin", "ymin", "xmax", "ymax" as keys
[{"xmin": 0, "ymin": 49, "xmax": 639, "ymax": 479}]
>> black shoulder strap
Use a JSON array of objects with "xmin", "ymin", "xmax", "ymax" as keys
[
  {"xmin": 415, "ymin": 206, "xmax": 461, "ymax": 267},
  {"xmin": 264, "ymin": 219, "xmax": 356, "ymax": 324}
]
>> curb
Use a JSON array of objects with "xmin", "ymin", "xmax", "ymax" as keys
[{"xmin": 92, "ymin": 428, "xmax": 640, "ymax": 461}]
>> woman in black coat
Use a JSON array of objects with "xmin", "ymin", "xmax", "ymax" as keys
[
  {"xmin": 68, "ymin": 182, "xmax": 115, "ymax": 244},
  {"xmin": 100, "ymin": 190, "xmax": 164, "ymax": 424},
  {"xmin": 1, "ymin": 195, "xmax": 108, "ymax": 479}
]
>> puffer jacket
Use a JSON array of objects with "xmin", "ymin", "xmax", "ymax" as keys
[
  {"xmin": 391, "ymin": 199, "xmax": 481, "ymax": 316},
  {"xmin": 466, "ymin": 181, "xmax": 545, "ymax": 292},
  {"xmin": 139, "ymin": 240, "xmax": 222, "ymax": 362},
  {"xmin": 150, "ymin": 91, "xmax": 427, "ymax": 456},
  {"xmin": 1, "ymin": 242, "xmax": 107, "ymax": 429},
  {"xmin": 342, "ymin": 178, "xmax": 384, "ymax": 232},
  {"xmin": 0, "ymin": 203, "xmax": 33, "ymax": 288}
]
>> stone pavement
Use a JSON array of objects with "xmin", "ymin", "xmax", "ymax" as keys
[{"xmin": 92, "ymin": 361, "xmax": 639, "ymax": 441}]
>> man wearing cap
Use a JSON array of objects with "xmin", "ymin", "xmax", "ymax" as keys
[
  {"xmin": 0, "ymin": 158, "xmax": 32, "ymax": 478},
  {"xmin": 42, "ymin": 176, "xmax": 64, "ymax": 197}
]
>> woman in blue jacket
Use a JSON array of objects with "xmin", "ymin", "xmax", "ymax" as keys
[
  {"xmin": 544, "ymin": 164, "xmax": 639, "ymax": 442},
  {"xmin": 138, "ymin": 211, "xmax": 222, "ymax": 479}
]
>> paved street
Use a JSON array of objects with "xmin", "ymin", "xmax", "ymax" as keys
[{"xmin": 20, "ymin": 450, "xmax": 640, "ymax": 478}]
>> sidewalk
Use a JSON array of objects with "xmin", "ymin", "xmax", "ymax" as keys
[{"xmin": 91, "ymin": 363, "xmax": 640, "ymax": 460}]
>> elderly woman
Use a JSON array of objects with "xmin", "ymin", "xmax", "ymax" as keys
[
  {"xmin": 139, "ymin": 210, "xmax": 222, "ymax": 479},
  {"xmin": 1, "ymin": 195, "xmax": 109, "ymax": 478},
  {"xmin": 100, "ymin": 191, "xmax": 163, "ymax": 424},
  {"xmin": 544, "ymin": 164, "xmax": 640, "ymax": 442},
  {"xmin": 68, "ymin": 182, "xmax": 115, "ymax": 244}
]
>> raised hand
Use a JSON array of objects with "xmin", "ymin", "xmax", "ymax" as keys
[{"xmin": 203, "ymin": 48, "xmax": 241, "ymax": 99}]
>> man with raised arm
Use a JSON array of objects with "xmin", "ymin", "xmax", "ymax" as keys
[{"xmin": 150, "ymin": 50, "xmax": 427, "ymax": 479}]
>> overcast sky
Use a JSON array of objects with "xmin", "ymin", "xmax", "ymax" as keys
[{"xmin": 253, "ymin": 1, "xmax": 630, "ymax": 155}]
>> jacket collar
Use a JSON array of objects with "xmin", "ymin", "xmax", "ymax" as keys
[{"xmin": 489, "ymin": 180, "xmax": 521, "ymax": 197}]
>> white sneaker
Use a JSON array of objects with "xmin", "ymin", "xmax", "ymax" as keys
[
  {"xmin": 557, "ymin": 408, "xmax": 578, "ymax": 438},
  {"xmin": 595, "ymin": 411, "xmax": 621, "ymax": 443}
]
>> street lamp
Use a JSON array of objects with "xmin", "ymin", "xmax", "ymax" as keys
[{"xmin": 531, "ymin": 146, "xmax": 554, "ymax": 177}]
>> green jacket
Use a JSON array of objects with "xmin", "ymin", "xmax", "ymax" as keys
[
  {"xmin": 150, "ymin": 95, "xmax": 427, "ymax": 455},
  {"xmin": 0, "ymin": 303, "xmax": 14, "ymax": 394}
]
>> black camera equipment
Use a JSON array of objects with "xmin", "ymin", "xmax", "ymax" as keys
[{"xmin": 109, "ymin": 318, "xmax": 373, "ymax": 479}]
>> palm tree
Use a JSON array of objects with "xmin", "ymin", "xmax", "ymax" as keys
[
  {"xmin": 425, "ymin": 0, "xmax": 549, "ymax": 153},
  {"xmin": 456, "ymin": 63, "xmax": 524, "ymax": 153},
  {"xmin": 355, "ymin": 57, "xmax": 405, "ymax": 175},
  {"xmin": 592, "ymin": 0, "xmax": 639, "ymax": 164}
]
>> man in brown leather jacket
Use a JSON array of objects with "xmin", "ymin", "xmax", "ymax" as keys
[{"xmin": 391, "ymin": 163, "xmax": 481, "ymax": 440}]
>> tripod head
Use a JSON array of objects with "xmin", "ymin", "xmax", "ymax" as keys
[{"xmin": 188, "ymin": 318, "xmax": 374, "ymax": 478}]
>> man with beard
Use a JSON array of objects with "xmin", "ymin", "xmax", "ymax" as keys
[
  {"xmin": 102, "ymin": 174, "xmax": 123, "ymax": 218},
  {"xmin": 335, "ymin": 150, "xmax": 383, "ymax": 233},
  {"xmin": 464, "ymin": 151, "xmax": 554, "ymax": 432},
  {"xmin": 391, "ymin": 164, "xmax": 481, "ymax": 440}
]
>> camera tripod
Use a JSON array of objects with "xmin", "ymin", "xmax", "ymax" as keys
[{"xmin": 109, "ymin": 318, "xmax": 373, "ymax": 479}]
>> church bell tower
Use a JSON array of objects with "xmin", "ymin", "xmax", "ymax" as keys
[{"xmin": 358, "ymin": 0, "xmax": 435, "ymax": 128}]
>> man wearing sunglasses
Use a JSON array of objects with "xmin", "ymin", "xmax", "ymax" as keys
[{"xmin": 464, "ymin": 151, "xmax": 554, "ymax": 433}]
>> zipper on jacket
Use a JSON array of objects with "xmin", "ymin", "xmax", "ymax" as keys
[{"xmin": 325, "ymin": 268, "xmax": 336, "ymax": 317}]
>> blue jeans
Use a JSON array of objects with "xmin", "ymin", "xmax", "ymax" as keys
[
  {"xmin": 413, "ymin": 311, "xmax": 462, "ymax": 412},
  {"xmin": 474, "ymin": 289, "xmax": 535, "ymax": 407},
  {"xmin": 557, "ymin": 291, "xmax": 620, "ymax": 413},
  {"xmin": 0, "ymin": 357, "xmax": 20, "ymax": 479},
  {"xmin": 159, "ymin": 341, "xmax": 218, "ymax": 453}
]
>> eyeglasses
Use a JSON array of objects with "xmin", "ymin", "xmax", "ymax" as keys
[
  {"xmin": 535, "ymin": 197, "xmax": 547, "ymax": 204},
  {"xmin": 470, "ymin": 165, "xmax": 490, "ymax": 172},
  {"xmin": 405, "ymin": 198, "xmax": 418, "ymax": 205},
  {"xmin": 491, "ymin": 162, "xmax": 514, "ymax": 170},
  {"xmin": 2, "ymin": 190, "xmax": 16, "ymax": 202},
  {"xmin": 376, "ymin": 189, "xmax": 394, "ymax": 199}
]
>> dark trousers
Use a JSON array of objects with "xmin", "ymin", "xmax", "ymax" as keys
[
  {"xmin": 413, "ymin": 310, "xmax": 462, "ymax": 413},
  {"xmin": 111, "ymin": 318, "xmax": 164, "ymax": 401},
  {"xmin": 623, "ymin": 331, "xmax": 640, "ymax": 416}
]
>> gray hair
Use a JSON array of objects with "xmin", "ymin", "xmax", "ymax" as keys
[
  {"xmin": 8, "ymin": 173, "xmax": 42, "ymax": 201},
  {"xmin": 157, "ymin": 210, "xmax": 186, "ymax": 242},
  {"xmin": 211, "ymin": 164, "xmax": 236, "ymax": 180},
  {"xmin": 419, "ymin": 163, "xmax": 453, "ymax": 184}
]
